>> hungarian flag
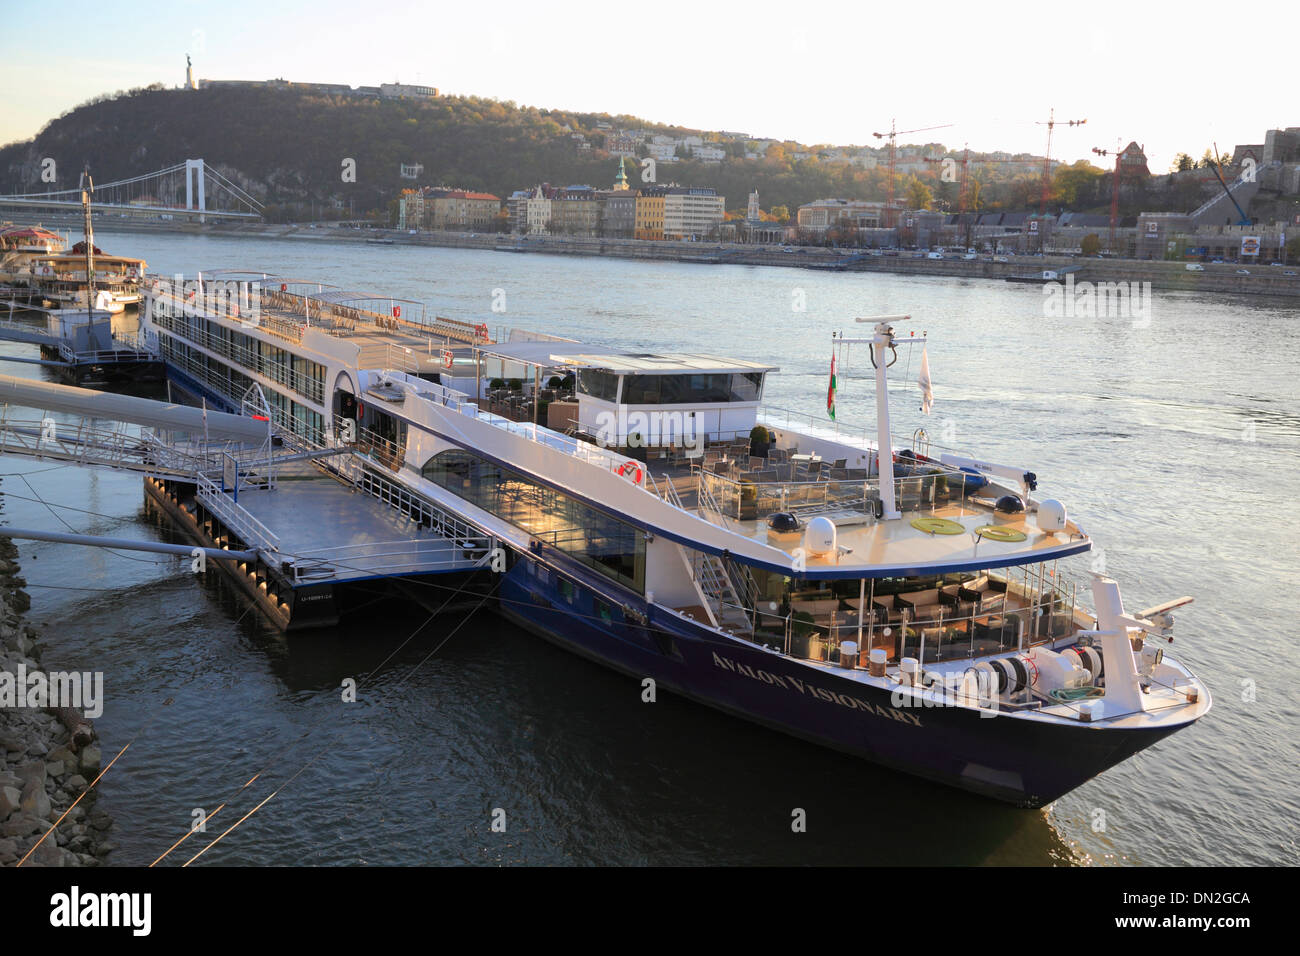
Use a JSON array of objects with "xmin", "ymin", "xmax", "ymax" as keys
[{"xmin": 827, "ymin": 353, "xmax": 837, "ymax": 420}]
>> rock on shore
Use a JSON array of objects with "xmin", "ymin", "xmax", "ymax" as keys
[{"xmin": 0, "ymin": 534, "xmax": 113, "ymax": 867}]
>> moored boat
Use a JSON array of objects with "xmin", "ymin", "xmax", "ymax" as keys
[{"xmin": 136, "ymin": 274, "xmax": 1210, "ymax": 806}]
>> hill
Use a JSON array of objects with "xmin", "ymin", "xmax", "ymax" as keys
[{"xmin": 0, "ymin": 85, "xmax": 1204, "ymax": 222}]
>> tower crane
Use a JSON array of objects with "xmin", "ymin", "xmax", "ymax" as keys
[
  {"xmin": 873, "ymin": 120, "xmax": 953, "ymax": 226},
  {"xmin": 1036, "ymin": 108, "xmax": 1086, "ymax": 216},
  {"xmin": 1091, "ymin": 140, "xmax": 1123, "ymax": 254}
]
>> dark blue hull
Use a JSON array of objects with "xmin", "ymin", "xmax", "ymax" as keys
[{"xmin": 498, "ymin": 560, "xmax": 1181, "ymax": 808}]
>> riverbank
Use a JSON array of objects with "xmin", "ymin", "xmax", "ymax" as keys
[
  {"xmin": 0, "ymin": 530, "xmax": 112, "ymax": 867},
  {"xmin": 8, "ymin": 211, "xmax": 1300, "ymax": 299}
]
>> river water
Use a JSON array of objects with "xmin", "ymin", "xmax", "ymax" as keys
[{"xmin": 2, "ymin": 230, "xmax": 1296, "ymax": 866}]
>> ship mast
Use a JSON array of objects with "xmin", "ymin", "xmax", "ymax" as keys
[
  {"xmin": 839, "ymin": 314, "xmax": 912, "ymax": 520},
  {"xmin": 79, "ymin": 168, "xmax": 97, "ymax": 335}
]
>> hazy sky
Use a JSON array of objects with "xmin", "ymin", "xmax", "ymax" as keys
[{"xmin": 1, "ymin": 0, "xmax": 1293, "ymax": 173}]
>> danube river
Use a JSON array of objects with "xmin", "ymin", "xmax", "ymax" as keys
[{"xmin": 2, "ymin": 230, "xmax": 1296, "ymax": 865}]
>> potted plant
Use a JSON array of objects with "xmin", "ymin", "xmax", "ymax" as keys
[
  {"xmin": 749, "ymin": 424, "xmax": 771, "ymax": 459},
  {"xmin": 739, "ymin": 481, "xmax": 759, "ymax": 520},
  {"xmin": 790, "ymin": 612, "xmax": 822, "ymax": 659}
]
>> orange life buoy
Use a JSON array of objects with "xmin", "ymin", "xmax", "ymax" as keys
[{"xmin": 617, "ymin": 461, "xmax": 643, "ymax": 485}]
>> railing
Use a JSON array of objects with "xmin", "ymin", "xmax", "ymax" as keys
[
  {"xmin": 0, "ymin": 407, "xmax": 254, "ymax": 477},
  {"xmin": 56, "ymin": 340, "xmax": 156, "ymax": 365},
  {"xmin": 696, "ymin": 462, "xmax": 971, "ymax": 523},
  {"xmin": 196, "ymin": 473, "xmax": 281, "ymax": 553},
  {"xmin": 285, "ymin": 537, "xmax": 483, "ymax": 581},
  {"xmin": 759, "ymin": 404, "xmax": 980, "ymax": 464},
  {"xmin": 473, "ymin": 413, "xmax": 643, "ymax": 485},
  {"xmin": 151, "ymin": 308, "xmax": 324, "ymax": 404},
  {"xmin": 695, "ymin": 469, "xmax": 733, "ymax": 528}
]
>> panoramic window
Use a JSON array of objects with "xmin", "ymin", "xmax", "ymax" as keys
[{"xmin": 421, "ymin": 450, "xmax": 645, "ymax": 591}]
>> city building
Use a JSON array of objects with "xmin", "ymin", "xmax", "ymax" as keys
[
  {"xmin": 634, "ymin": 188, "xmax": 665, "ymax": 240},
  {"xmin": 526, "ymin": 187, "xmax": 553, "ymax": 235},
  {"xmin": 397, "ymin": 189, "xmax": 425, "ymax": 230},
  {"xmin": 550, "ymin": 186, "xmax": 600, "ymax": 236},
  {"xmin": 428, "ymin": 189, "xmax": 501, "ymax": 230},
  {"xmin": 796, "ymin": 199, "xmax": 885, "ymax": 233},
  {"xmin": 600, "ymin": 192, "xmax": 637, "ymax": 237},
  {"xmin": 662, "ymin": 186, "xmax": 725, "ymax": 240}
]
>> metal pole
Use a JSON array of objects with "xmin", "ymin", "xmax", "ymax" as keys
[{"xmin": 2, "ymin": 526, "xmax": 258, "ymax": 562}]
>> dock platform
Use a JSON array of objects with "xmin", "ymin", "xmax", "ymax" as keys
[{"xmin": 146, "ymin": 461, "xmax": 494, "ymax": 630}]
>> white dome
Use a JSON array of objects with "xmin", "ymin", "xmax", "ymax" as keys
[
  {"xmin": 1038, "ymin": 498, "xmax": 1068, "ymax": 532},
  {"xmin": 804, "ymin": 516, "xmax": 837, "ymax": 555}
]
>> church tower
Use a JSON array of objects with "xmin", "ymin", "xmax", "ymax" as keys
[{"xmin": 613, "ymin": 156, "xmax": 629, "ymax": 191}]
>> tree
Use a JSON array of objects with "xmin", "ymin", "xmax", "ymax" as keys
[
  {"xmin": 1081, "ymin": 233, "xmax": 1101, "ymax": 257},
  {"xmin": 770, "ymin": 204, "xmax": 790, "ymax": 222},
  {"xmin": 1172, "ymin": 153, "xmax": 1195, "ymax": 173},
  {"xmin": 905, "ymin": 176, "xmax": 933, "ymax": 210}
]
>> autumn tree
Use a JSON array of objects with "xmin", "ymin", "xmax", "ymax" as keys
[{"xmin": 905, "ymin": 175, "xmax": 933, "ymax": 210}]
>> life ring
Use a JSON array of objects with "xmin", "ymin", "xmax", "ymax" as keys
[
  {"xmin": 474, "ymin": 322, "xmax": 489, "ymax": 339},
  {"xmin": 910, "ymin": 517, "xmax": 964, "ymax": 535},
  {"xmin": 975, "ymin": 524, "xmax": 1027, "ymax": 543},
  {"xmin": 617, "ymin": 461, "xmax": 643, "ymax": 485}
]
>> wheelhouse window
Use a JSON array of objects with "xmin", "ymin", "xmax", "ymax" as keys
[
  {"xmin": 623, "ymin": 372, "xmax": 765, "ymax": 405},
  {"xmin": 577, "ymin": 369, "xmax": 619, "ymax": 402},
  {"xmin": 421, "ymin": 449, "xmax": 645, "ymax": 591}
]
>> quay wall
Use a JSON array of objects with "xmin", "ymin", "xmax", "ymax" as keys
[{"xmin": 7, "ymin": 211, "xmax": 1300, "ymax": 299}]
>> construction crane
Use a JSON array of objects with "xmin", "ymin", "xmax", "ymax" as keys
[
  {"xmin": 1091, "ymin": 141, "xmax": 1123, "ymax": 254},
  {"xmin": 873, "ymin": 119, "xmax": 952, "ymax": 226},
  {"xmin": 1036, "ymin": 108, "xmax": 1087, "ymax": 216},
  {"xmin": 924, "ymin": 145, "xmax": 971, "ymax": 214}
]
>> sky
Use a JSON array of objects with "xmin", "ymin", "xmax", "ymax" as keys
[{"xmin": 1, "ymin": 0, "xmax": 1294, "ymax": 173}]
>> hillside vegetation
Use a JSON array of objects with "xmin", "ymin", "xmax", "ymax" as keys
[{"xmin": 0, "ymin": 85, "xmax": 1217, "ymax": 222}]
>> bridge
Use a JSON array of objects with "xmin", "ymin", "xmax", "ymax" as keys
[{"xmin": 0, "ymin": 159, "xmax": 262, "ymax": 222}]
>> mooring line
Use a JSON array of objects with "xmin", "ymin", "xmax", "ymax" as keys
[
  {"xmin": 151, "ymin": 574, "xmax": 497, "ymax": 866},
  {"xmin": 168, "ymin": 579, "xmax": 500, "ymax": 865}
]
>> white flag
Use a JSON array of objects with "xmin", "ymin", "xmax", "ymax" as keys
[{"xmin": 918, "ymin": 346, "xmax": 933, "ymax": 414}]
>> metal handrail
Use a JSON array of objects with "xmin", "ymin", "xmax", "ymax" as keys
[{"xmin": 196, "ymin": 473, "xmax": 280, "ymax": 552}]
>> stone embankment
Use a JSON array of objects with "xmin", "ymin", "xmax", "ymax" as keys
[{"xmin": 0, "ymin": 534, "xmax": 113, "ymax": 867}]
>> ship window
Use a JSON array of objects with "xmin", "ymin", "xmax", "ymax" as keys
[
  {"xmin": 577, "ymin": 369, "xmax": 619, "ymax": 402},
  {"xmin": 420, "ymin": 449, "xmax": 645, "ymax": 592},
  {"xmin": 620, "ymin": 372, "xmax": 764, "ymax": 405}
]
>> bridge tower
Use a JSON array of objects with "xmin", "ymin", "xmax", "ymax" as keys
[{"xmin": 185, "ymin": 159, "xmax": 206, "ymax": 223}]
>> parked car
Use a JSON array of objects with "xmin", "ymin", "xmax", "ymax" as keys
[
  {"xmin": 1185, "ymin": 263, "xmax": 1205, "ymax": 272},
  {"xmin": 1236, "ymin": 269, "xmax": 1251, "ymax": 275}
]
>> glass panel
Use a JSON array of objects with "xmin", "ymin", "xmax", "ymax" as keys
[
  {"xmin": 421, "ymin": 450, "xmax": 645, "ymax": 591},
  {"xmin": 577, "ymin": 369, "xmax": 619, "ymax": 402}
]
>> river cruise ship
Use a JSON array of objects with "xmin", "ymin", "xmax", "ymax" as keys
[{"xmin": 136, "ymin": 271, "xmax": 1210, "ymax": 806}]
